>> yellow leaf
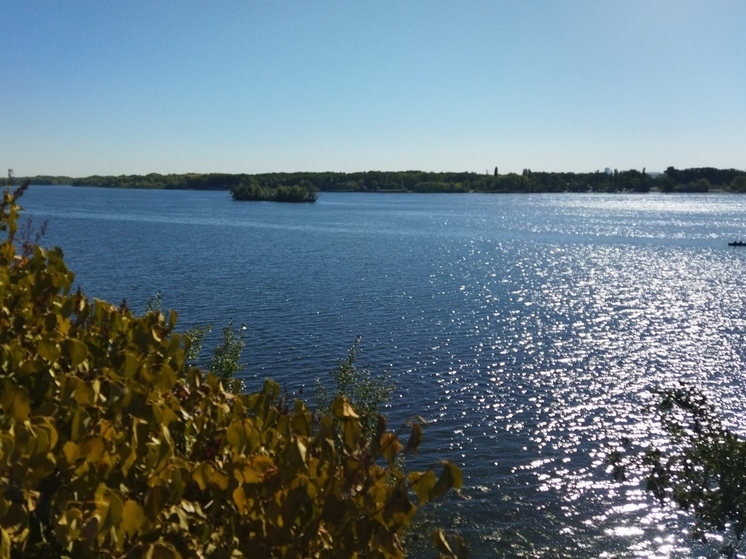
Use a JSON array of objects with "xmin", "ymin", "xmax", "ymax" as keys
[
  {"xmin": 209, "ymin": 468, "xmax": 229, "ymax": 491},
  {"xmin": 192, "ymin": 463, "xmax": 229, "ymax": 491},
  {"xmin": 121, "ymin": 352, "xmax": 139, "ymax": 378},
  {"xmin": 62, "ymin": 441, "xmax": 79, "ymax": 464},
  {"xmin": 331, "ymin": 397, "xmax": 359, "ymax": 420},
  {"xmin": 0, "ymin": 383, "xmax": 30, "ymax": 421},
  {"xmin": 18, "ymin": 359, "xmax": 44, "ymax": 376},
  {"xmin": 120, "ymin": 446, "xmax": 137, "ymax": 477},
  {"xmin": 38, "ymin": 417, "xmax": 59, "ymax": 451},
  {"xmin": 152, "ymin": 403, "xmax": 178, "ymax": 427},
  {"xmin": 80, "ymin": 436, "xmax": 105, "ymax": 464},
  {"xmin": 36, "ymin": 339, "xmax": 59, "ymax": 362},
  {"xmin": 380, "ymin": 432, "xmax": 403, "ymax": 467},
  {"xmin": 262, "ymin": 379, "xmax": 280, "ymax": 401},
  {"xmin": 235, "ymin": 455, "xmax": 276, "ymax": 484},
  {"xmin": 295, "ymin": 439, "xmax": 307, "ymax": 465},
  {"xmin": 73, "ymin": 382, "xmax": 95, "ymax": 405},
  {"xmin": 232, "ymin": 486, "xmax": 247, "ymax": 514},
  {"xmin": 0, "ymin": 527, "xmax": 10, "ymax": 559},
  {"xmin": 409, "ymin": 470, "xmax": 438, "ymax": 506},
  {"xmin": 120, "ymin": 500, "xmax": 145, "ymax": 537},
  {"xmin": 144, "ymin": 486, "xmax": 166, "ymax": 521},
  {"xmin": 234, "ymin": 463, "xmax": 260, "ymax": 485},
  {"xmin": 192, "ymin": 463, "xmax": 209, "ymax": 491},
  {"xmin": 291, "ymin": 411, "xmax": 311, "ymax": 436},
  {"xmin": 432, "ymin": 528, "xmax": 455, "ymax": 556},
  {"xmin": 101, "ymin": 491, "xmax": 124, "ymax": 532},
  {"xmin": 145, "ymin": 542, "xmax": 182, "ymax": 559},
  {"xmin": 252, "ymin": 455, "xmax": 275, "ymax": 474},
  {"xmin": 71, "ymin": 407, "xmax": 86, "ymax": 441},
  {"xmin": 226, "ymin": 421, "xmax": 247, "ymax": 453}
]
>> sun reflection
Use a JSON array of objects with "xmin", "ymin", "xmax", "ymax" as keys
[{"xmin": 419, "ymin": 220, "xmax": 746, "ymax": 556}]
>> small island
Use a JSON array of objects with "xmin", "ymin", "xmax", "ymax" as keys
[{"xmin": 230, "ymin": 179, "xmax": 318, "ymax": 203}]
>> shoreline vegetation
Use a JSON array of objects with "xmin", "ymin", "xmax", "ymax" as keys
[{"xmin": 15, "ymin": 166, "xmax": 746, "ymax": 195}]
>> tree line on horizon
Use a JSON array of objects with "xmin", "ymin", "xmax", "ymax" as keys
[{"xmin": 17, "ymin": 166, "xmax": 746, "ymax": 194}]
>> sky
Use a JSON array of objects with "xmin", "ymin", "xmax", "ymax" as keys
[{"xmin": 2, "ymin": 1, "xmax": 744, "ymax": 177}]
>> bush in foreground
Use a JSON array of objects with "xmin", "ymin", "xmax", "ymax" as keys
[
  {"xmin": 609, "ymin": 386, "xmax": 746, "ymax": 558},
  {"xmin": 0, "ymin": 177, "xmax": 463, "ymax": 558}
]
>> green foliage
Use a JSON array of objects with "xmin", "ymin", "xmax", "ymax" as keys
[
  {"xmin": 32, "ymin": 167, "xmax": 746, "ymax": 194},
  {"xmin": 313, "ymin": 339, "xmax": 462, "ymax": 558},
  {"xmin": 609, "ymin": 386, "xmax": 746, "ymax": 557},
  {"xmin": 184, "ymin": 324, "xmax": 211, "ymax": 364},
  {"xmin": 18, "ymin": 175, "xmax": 74, "ymax": 186},
  {"xmin": 411, "ymin": 182, "xmax": 468, "ymax": 193},
  {"xmin": 208, "ymin": 321, "xmax": 246, "ymax": 383},
  {"xmin": 145, "ymin": 293, "xmax": 245, "ymax": 384},
  {"xmin": 665, "ymin": 166, "xmax": 745, "ymax": 188},
  {"xmin": 673, "ymin": 178, "xmax": 711, "ymax": 193},
  {"xmin": 0, "ymin": 180, "xmax": 463, "ymax": 558},
  {"xmin": 315, "ymin": 336, "xmax": 394, "ymax": 440},
  {"xmin": 71, "ymin": 173, "xmax": 247, "ymax": 191},
  {"xmin": 231, "ymin": 179, "xmax": 318, "ymax": 203},
  {"xmin": 229, "ymin": 178, "xmax": 266, "ymax": 201},
  {"xmin": 145, "ymin": 291, "xmax": 163, "ymax": 314},
  {"xmin": 728, "ymin": 176, "xmax": 746, "ymax": 193}
]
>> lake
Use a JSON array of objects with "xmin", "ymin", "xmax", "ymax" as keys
[{"xmin": 20, "ymin": 186, "xmax": 746, "ymax": 557}]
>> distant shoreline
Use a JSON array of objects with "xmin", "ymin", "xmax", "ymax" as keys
[{"xmin": 15, "ymin": 167, "xmax": 746, "ymax": 194}]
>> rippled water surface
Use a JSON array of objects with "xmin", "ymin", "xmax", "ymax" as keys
[{"xmin": 21, "ymin": 188, "xmax": 746, "ymax": 557}]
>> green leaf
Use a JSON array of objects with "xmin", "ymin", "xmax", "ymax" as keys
[
  {"xmin": 61, "ymin": 338, "xmax": 88, "ymax": 368},
  {"xmin": 121, "ymin": 352, "xmax": 139, "ymax": 378},
  {"xmin": 36, "ymin": 339, "xmax": 59, "ymax": 361}
]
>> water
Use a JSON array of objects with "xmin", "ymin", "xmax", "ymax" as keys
[{"xmin": 19, "ymin": 186, "xmax": 746, "ymax": 557}]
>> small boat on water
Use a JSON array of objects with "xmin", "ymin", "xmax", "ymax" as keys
[{"xmin": 728, "ymin": 241, "xmax": 746, "ymax": 247}]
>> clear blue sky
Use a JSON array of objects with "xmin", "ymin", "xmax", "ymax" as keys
[{"xmin": 2, "ymin": 1, "xmax": 744, "ymax": 176}]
